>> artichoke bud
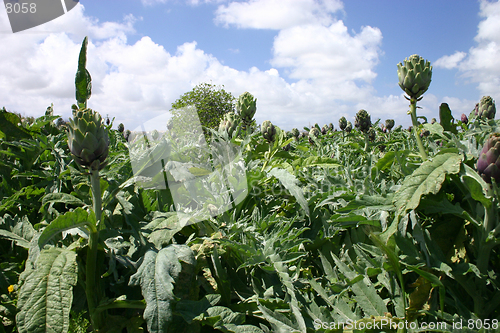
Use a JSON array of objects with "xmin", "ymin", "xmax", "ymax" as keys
[
  {"xmin": 321, "ymin": 125, "xmax": 327, "ymax": 135},
  {"xmin": 67, "ymin": 108, "xmax": 109, "ymax": 171},
  {"xmin": 397, "ymin": 54, "xmax": 432, "ymax": 99},
  {"xmin": 385, "ymin": 119, "xmax": 395, "ymax": 131},
  {"xmin": 291, "ymin": 128, "xmax": 300, "ymax": 140},
  {"xmin": 309, "ymin": 127, "xmax": 320, "ymax": 138},
  {"xmin": 345, "ymin": 121, "xmax": 353, "ymax": 133},
  {"xmin": 461, "ymin": 113, "xmax": 468, "ymax": 124},
  {"xmin": 118, "ymin": 123, "xmax": 125, "ymax": 133},
  {"xmin": 355, "ymin": 109, "xmax": 371, "ymax": 133},
  {"xmin": 219, "ymin": 112, "xmax": 238, "ymax": 136},
  {"xmin": 477, "ymin": 133, "xmax": 500, "ymax": 184},
  {"xmin": 339, "ymin": 116, "xmax": 347, "ymax": 131},
  {"xmin": 367, "ymin": 127, "xmax": 376, "ymax": 142},
  {"xmin": 328, "ymin": 123, "xmax": 334, "ymax": 131},
  {"xmin": 237, "ymin": 92, "xmax": 257, "ymax": 128},
  {"xmin": 478, "ymin": 96, "xmax": 496, "ymax": 120},
  {"xmin": 262, "ymin": 120, "xmax": 276, "ymax": 143}
]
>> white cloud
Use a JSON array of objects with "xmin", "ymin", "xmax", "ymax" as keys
[
  {"xmin": 437, "ymin": 0, "xmax": 500, "ymax": 99},
  {"xmin": 434, "ymin": 51, "xmax": 467, "ymax": 69},
  {"xmin": 0, "ymin": 0, "xmax": 420, "ymax": 132},
  {"xmin": 215, "ymin": 0, "xmax": 343, "ymax": 29},
  {"xmin": 271, "ymin": 22, "xmax": 382, "ymax": 84}
]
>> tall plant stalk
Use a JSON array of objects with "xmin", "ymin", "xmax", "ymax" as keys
[
  {"xmin": 87, "ymin": 169, "xmax": 106, "ymax": 330},
  {"xmin": 409, "ymin": 98, "xmax": 428, "ymax": 161}
]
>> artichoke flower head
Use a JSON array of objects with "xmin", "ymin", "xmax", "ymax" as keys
[
  {"xmin": 355, "ymin": 109, "xmax": 371, "ymax": 133},
  {"xmin": 237, "ymin": 92, "xmax": 257, "ymax": 128},
  {"xmin": 68, "ymin": 108, "xmax": 109, "ymax": 171},
  {"xmin": 397, "ymin": 54, "xmax": 432, "ymax": 100},
  {"xmin": 262, "ymin": 120, "xmax": 276, "ymax": 143},
  {"xmin": 339, "ymin": 116, "xmax": 347, "ymax": 131},
  {"xmin": 477, "ymin": 133, "xmax": 500, "ymax": 184}
]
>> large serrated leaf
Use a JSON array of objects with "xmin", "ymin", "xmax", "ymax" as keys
[
  {"xmin": 16, "ymin": 248, "xmax": 77, "ymax": 333},
  {"xmin": 38, "ymin": 208, "xmax": 95, "ymax": 249},
  {"xmin": 268, "ymin": 168, "xmax": 309, "ymax": 216},
  {"xmin": 394, "ymin": 153, "xmax": 462, "ymax": 216},
  {"xmin": 129, "ymin": 245, "xmax": 196, "ymax": 333}
]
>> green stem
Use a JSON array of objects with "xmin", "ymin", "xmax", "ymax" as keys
[
  {"xmin": 87, "ymin": 169, "xmax": 105, "ymax": 331},
  {"xmin": 409, "ymin": 99, "xmax": 428, "ymax": 161},
  {"xmin": 364, "ymin": 133, "xmax": 369, "ymax": 152}
]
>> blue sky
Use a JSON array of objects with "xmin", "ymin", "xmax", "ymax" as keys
[{"xmin": 0, "ymin": 0, "xmax": 498, "ymax": 131}]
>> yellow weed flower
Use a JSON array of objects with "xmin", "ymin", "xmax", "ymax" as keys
[{"xmin": 8, "ymin": 285, "xmax": 14, "ymax": 293}]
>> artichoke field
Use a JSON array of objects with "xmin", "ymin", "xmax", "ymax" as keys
[{"xmin": 1, "ymin": 41, "xmax": 500, "ymax": 333}]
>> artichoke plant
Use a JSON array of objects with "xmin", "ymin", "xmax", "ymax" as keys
[
  {"xmin": 397, "ymin": 54, "xmax": 432, "ymax": 161},
  {"xmin": 219, "ymin": 112, "xmax": 238, "ymax": 137},
  {"xmin": 345, "ymin": 121, "xmax": 352, "ymax": 133},
  {"xmin": 355, "ymin": 109, "xmax": 371, "ymax": 133},
  {"xmin": 262, "ymin": 120, "xmax": 276, "ymax": 143},
  {"xmin": 477, "ymin": 133, "xmax": 500, "ymax": 184},
  {"xmin": 397, "ymin": 54, "xmax": 432, "ymax": 100},
  {"xmin": 475, "ymin": 96, "xmax": 496, "ymax": 120},
  {"xmin": 339, "ymin": 116, "xmax": 347, "ymax": 131},
  {"xmin": 309, "ymin": 127, "xmax": 320, "ymax": 138},
  {"xmin": 236, "ymin": 92, "xmax": 257, "ymax": 130},
  {"xmin": 368, "ymin": 127, "xmax": 376, "ymax": 142},
  {"xmin": 385, "ymin": 119, "xmax": 395, "ymax": 131},
  {"xmin": 67, "ymin": 108, "xmax": 109, "ymax": 171}
]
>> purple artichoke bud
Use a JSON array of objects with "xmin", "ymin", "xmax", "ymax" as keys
[
  {"xmin": 477, "ymin": 133, "xmax": 500, "ymax": 184},
  {"xmin": 461, "ymin": 113, "xmax": 468, "ymax": 124},
  {"xmin": 321, "ymin": 126, "xmax": 327, "ymax": 135}
]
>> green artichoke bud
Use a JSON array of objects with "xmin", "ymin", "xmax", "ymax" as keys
[
  {"xmin": 309, "ymin": 127, "xmax": 320, "ymax": 138},
  {"xmin": 321, "ymin": 125, "xmax": 328, "ymax": 135},
  {"xmin": 67, "ymin": 108, "xmax": 109, "ymax": 171},
  {"xmin": 477, "ymin": 133, "xmax": 500, "ymax": 184},
  {"xmin": 118, "ymin": 123, "xmax": 124, "ymax": 133},
  {"xmin": 385, "ymin": 119, "xmax": 395, "ymax": 131},
  {"xmin": 355, "ymin": 109, "xmax": 371, "ymax": 133},
  {"xmin": 219, "ymin": 112, "xmax": 238, "ymax": 136},
  {"xmin": 262, "ymin": 120, "xmax": 276, "ymax": 143},
  {"xmin": 237, "ymin": 92, "xmax": 257, "ymax": 129},
  {"xmin": 430, "ymin": 118, "xmax": 436, "ymax": 124},
  {"xmin": 397, "ymin": 54, "xmax": 432, "ymax": 99},
  {"xmin": 124, "ymin": 129, "xmax": 131, "ymax": 141},
  {"xmin": 476, "ymin": 96, "xmax": 496, "ymax": 120},
  {"xmin": 328, "ymin": 123, "xmax": 334, "ymax": 131},
  {"xmin": 291, "ymin": 128, "xmax": 300, "ymax": 140},
  {"xmin": 339, "ymin": 116, "xmax": 347, "ymax": 131},
  {"xmin": 368, "ymin": 127, "xmax": 376, "ymax": 142},
  {"xmin": 345, "ymin": 121, "xmax": 352, "ymax": 133}
]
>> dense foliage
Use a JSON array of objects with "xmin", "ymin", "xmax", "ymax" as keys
[
  {"xmin": 1, "ymin": 39, "xmax": 500, "ymax": 333},
  {"xmin": 170, "ymin": 82, "xmax": 236, "ymax": 132}
]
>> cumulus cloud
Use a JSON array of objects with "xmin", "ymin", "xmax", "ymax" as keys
[
  {"xmin": 434, "ymin": 51, "xmax": 467, "ymax": 69},
  {"xmin": 215, "ymin": 0, "xmax": 343, "ymax": 30},
  {"xmin": 0, "ymin": 0, "xmax": 422, "ymax": 132},
  {"xmin": 436, "ymin": 0, "xmax": 500, "ymax": 99}
]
